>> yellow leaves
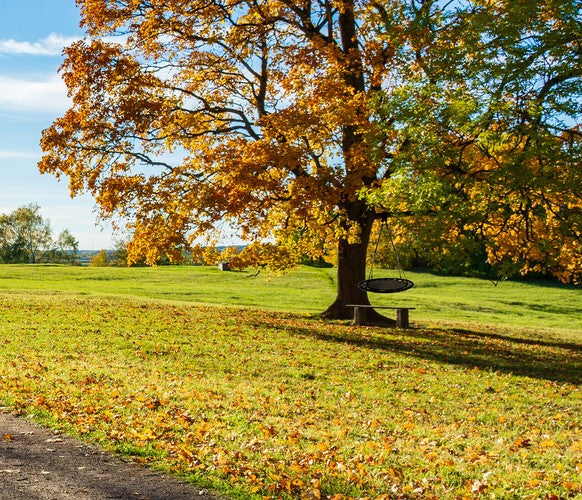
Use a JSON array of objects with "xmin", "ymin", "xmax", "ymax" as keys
[
  {"xmin": 259, "ymin": 423, "xmax": 278, "ymax": 438},
  {"xmin": 463, "ymin": 446, "xmax": 491, "ymax": 465},
  {"xmin": 195, "ymin": 421, "xmax": 212, "ymax": 441},
  {"xmin": 229, "ymin": 242, "xmax": 299, "ymax": 272},
  {"xmin": 265, "ymin": 470, "xmax": 304, "ymax": 496},
  {"xmin": 133, "ymin": 427, "xmax": 157, "ymax": 442},
  {"xmin": 563, "ymin": 480, "xmax": 582, "ymax": 492},
  {"xmin": 538, "ymin": 438, "xmax": 557, "ymax": 449},
  {"xmin": 526, "ymin": 478, "xmax": 542, "ymax": 488}
]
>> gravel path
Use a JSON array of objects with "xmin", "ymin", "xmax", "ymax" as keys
[{"xmin": 0, "ymin": 412, "xmax": 220, "ymax": 499}]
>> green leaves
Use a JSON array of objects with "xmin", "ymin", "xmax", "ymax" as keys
[{"xmin": 365, "ymin": 0, "xmax": 582, "ymax": 284}]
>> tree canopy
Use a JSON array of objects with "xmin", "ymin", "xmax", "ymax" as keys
[
  {"xmin": 40, "ymin": 0, "xmax": 581, "ymax": 318},
  {"xmin": 368, "ymin": 0, "xmax": 581, "ymax": 284}
]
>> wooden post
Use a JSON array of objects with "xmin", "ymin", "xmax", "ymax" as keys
[
  {"xmin": 396, "ymin": 308, "xmax": 409, "ymax": 328},
  {"xmin": 352, "ymin": 306, "xmax": 367, "ymax": 326}
]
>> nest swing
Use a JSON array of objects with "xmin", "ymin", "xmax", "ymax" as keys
[{"xmin": 358, "ymin": 215, "xmax": 414, "ymax": 294}]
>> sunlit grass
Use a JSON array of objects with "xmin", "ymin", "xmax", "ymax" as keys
[
  {"xmin": 0, "ymin": 265, "xmax": 580, "ymax": 498},
  {"xmin": 0, "ymin": 264, "xmax": 579, "ymax": 336}
]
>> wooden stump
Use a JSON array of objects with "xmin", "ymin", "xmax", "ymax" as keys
[
  {"xmin": 352, "ymin": 306, "xmax": 367, "ymax": 326},
  {"xmin": 396, "ymin": 308, "xmax": 409, "ymax": 328}
]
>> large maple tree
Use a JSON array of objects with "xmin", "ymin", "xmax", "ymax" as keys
[{"xmin": 40, "ymin": 0, "xmax": 580, "ymax": 319}]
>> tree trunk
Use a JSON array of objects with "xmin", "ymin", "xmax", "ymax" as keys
[
  {"xmin": 321, "ymin": 0, "xmax": 392, "ymax": 324},
  {"xmin": 321, "ymin": 216, "xmax": 394, "ymax": 325}
]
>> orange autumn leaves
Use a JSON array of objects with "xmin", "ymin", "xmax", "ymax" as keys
[{"xmin": 40, "ymin": 0, "xmax": 384, "ymax": 271}]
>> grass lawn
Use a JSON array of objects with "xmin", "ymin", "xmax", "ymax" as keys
[{"xmin": 0, "ymin": 264, "xmax": 580, "ymax": 498}]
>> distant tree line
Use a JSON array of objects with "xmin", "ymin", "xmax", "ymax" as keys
[
  {"xmin": 0, "ymin": 204, "xmax": 79, "ymax": 264},
  {"xmin": 91, "ymin": 234, "xmax": 569, "ymax": 284},
  {"xmin": 88, "ymin": 243, "xmax": 129, "ymax": 267}
]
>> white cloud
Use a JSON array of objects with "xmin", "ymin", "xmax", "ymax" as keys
[
  {"xmin": 0, "ymin": 33, "xmax": 79, "ymax": 56},
  {"xmin": 0, "ymin": 150, "xmax": 40, "ymax": 160},
  {"xmin": 0, "ymin": 73, "xmax": 70, "ymax": 113}
]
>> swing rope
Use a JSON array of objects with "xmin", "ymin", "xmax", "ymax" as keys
[
  {"xmin": 385, "ymin": 219, "xmax": 407, "ymax": 280},
  {"xmin": 359, "ymin": 215, "xmax": 414, "ymax": 294},
  {"xmin": 367, "ymin": 217, "xmax": 384, "ymax": 281}
]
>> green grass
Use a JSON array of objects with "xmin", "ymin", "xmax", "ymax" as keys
[
  {"xmin": 0, "ymin": 264, "xmax": 335, "ymax": 313},
  {"xmin": 0, "ymin": 264, "xmax": 580, "ymax": 498},
  {"xmin": 0, "ymin": 264, "xmax": 579, "ymax": 335}
]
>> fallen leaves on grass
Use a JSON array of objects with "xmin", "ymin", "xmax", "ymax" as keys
[{"xmin": 0, "ymin": 297, "xmax": 580, "ymax": 498}]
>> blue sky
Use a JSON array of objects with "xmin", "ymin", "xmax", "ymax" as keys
[{"xmin": 0, "ymin": 1, "xmax": 115, "ymax": 249}]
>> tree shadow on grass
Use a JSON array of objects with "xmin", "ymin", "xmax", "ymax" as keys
[
  {"xmin": 264, "ymin": 315, "xmax": 581, "ymax": 385},
  {"xmin": 443, "ymin": 327, "xmax": 582, "ymax": 351}
]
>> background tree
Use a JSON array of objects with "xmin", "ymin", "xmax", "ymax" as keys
[
  {"xmin": 0, "ymin": 205, "xmax": 52, "ymax": 264},
  {"xmin": 50, "ymin": 229, "xmax": 80, "ymax": 264},
  {"xmin": 0, "ymin": 206, "xmax": 80, "ymax": 265},
  {"xmin": 40, "ymin": 0, "xmax": 581, "ymax": 320},
  {"xmin": 89, "ymin": 249, "xmax": 110, "ymax": 267},
  {"xmin": 0, "ymin": 215, "xmax": 28, "ymax": 263},
  {"xmin": 110, "ymin": 238, "xmax": 129, "ymax": 267}
]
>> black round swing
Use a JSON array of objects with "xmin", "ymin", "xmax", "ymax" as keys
[
  {"xmin": 358, "ymin": 215, "xmax": 414, "ymax": 294},
  {"xmin": 359, "ymin": 277, "xmax": 414, "ymax": 293}
]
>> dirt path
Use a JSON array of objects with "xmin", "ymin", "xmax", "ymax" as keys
[{"xmin": 0, "ymin": 412, "xmax": 220, "ymax": 499}]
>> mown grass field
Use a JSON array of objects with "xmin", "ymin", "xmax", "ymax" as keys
[{"xmin": 0, "ymin": 264, "xmax": 580, "ymax": 498}]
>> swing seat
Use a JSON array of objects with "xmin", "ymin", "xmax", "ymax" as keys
[{"xmin": 358, "ymin": 278, "xmax": 414, "ymax": 293}]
